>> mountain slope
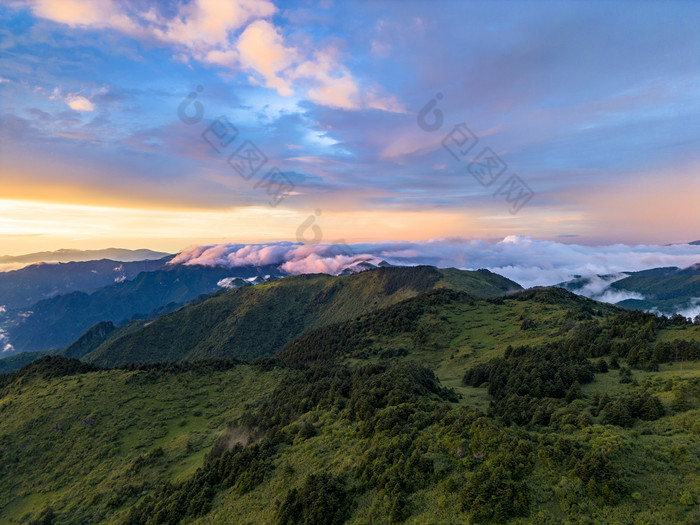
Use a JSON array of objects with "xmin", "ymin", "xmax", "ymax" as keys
[{"xmin": 84, "ymin": 266, "xmax": 522, "ymax": 367}]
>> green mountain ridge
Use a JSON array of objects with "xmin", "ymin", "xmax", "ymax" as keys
[{"xmin": 82, "ymin": 266, "xmax": 522, "ymax": 367}]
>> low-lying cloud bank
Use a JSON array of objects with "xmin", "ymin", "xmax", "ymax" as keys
[{"xmin": 170, "ymin": 236, "xmax": 700, "ymax": 289}]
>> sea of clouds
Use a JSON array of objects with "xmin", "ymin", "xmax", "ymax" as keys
[{"xmin": 169, "ymin": 236, "xmax": 700, "ymax": 289}]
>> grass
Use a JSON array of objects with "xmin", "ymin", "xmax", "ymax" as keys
[{"xmin": 0, "ymin": 364, "xmax": 288, "ymax": 523}]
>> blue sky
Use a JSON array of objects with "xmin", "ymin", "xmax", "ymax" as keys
[{"xmin": 0, "ymin": 0, "xmax": 699, "ymax": 254}]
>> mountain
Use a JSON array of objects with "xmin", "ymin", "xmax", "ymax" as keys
[
  {"xmin": 0, "ymin": 348, "xmax": 56, "ymax": 375},
  {"xmin": 61, "ymin": 320, "xmax": 118, "ymax": 359},
  {"xmin": 557, "ymin": 263, "xmax": 700, "ymax": 318},
  {"xmin": 0, "ymin": 258, "xmax": 171, "ymax": 310},
  {"xmin": 0, "ymin": 264, "xmax": 282, "ymax": 354},
  {"xmin": 0, "ymin": 280, "xmax": 698, "ymax": 524},
  {"xmin": 0, "ymin": 248, "xmax": 171, "ymax": 265},
  {"xmin": 83, "ymin": 266, "xmax": 522, "ymax": 367}
]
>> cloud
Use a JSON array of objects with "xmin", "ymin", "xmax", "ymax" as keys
[
  {"xmin": 290, "ymin": 51, "xmax": 405, "ymax": 112},
  {"xmin": 65, "ymin": 94, "xmax": 95, "ymax": 112},
  {"xmin": 152, "ymin": 0, "xmax": 276, "ymax": 49},
  {"xmin": 0, "ymin": 328, "xmax": 14, "ymax": 353},
  {"xmin": 650, "ymin": 298, "xmax": 700, "ymax": 320},
  {"xmin": 564, "ymin": 273, "xmax": 647, "ymax": 304},
  {"xmin": 675, "ymin": 298, "xmax": 700, "ymax": 320},
  {"xmin": 596, "ymin": 289, "xmax": 646, "ymax": 304},
  {"xmin": 280, "ymin": 252, "xmax": 382, "ymax": 275},
  {"xmin": 170, "ymin": 242, "xmax": 382, "ymax": 275},
  {"xmin": 293, "ymin": 50, "xmax": 359, "ymax": 109},
  {"xmin": 14, "ymin": 0, "xmax": 402, "ymax": 112},
  {"xmin": 48, "ymin": 87, "xmax": 96, "ymax": 112},
  {"xmin": 365, "ymin": 88, "xmax": 406, "ymax": 114},
  {"xmin": 27, "ymin": 0, "xmax": 119, "ymax": 27},
  {"xmin": 236, "ymin": 20, "xmax": 296, "ymax": 96},
  {"xmin": 169, "ymin": 237, "xmax": 700, "ymax": 290}
]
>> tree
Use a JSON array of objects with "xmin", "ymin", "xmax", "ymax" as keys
[
  {"xmin": 566, "ymin": 381, "xmax": 582, "ymax": 403},
  {"xmin": 609, "ymin": 356, "xmax": 620, "ymax": 369},
  {"xmin": 618, "ymin": 367, "xmax": 632, "ymax": 384}
]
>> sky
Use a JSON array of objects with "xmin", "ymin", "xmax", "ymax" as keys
[{"xmin": 0, "ymin": 0, "xmax": 699, "ymax": 256}]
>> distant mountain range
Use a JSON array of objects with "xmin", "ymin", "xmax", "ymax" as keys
[
  {"xmin": 0, "ymin": 264, "xmax": 283, "ymax": 354},
  {"xmin": 0, "ymin": 248, "xmax": 171, "ymax": 264},
  {"xmin": 0, "ymin": 258, "xmax": 171, "ymax": 309},
  {"xmin": 0, "ymin": 255, "xmax": 400, "ymax": 356},
  {"xmin": 557, "ymin": 263, "xmax": 700, "ymax": 318}
]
